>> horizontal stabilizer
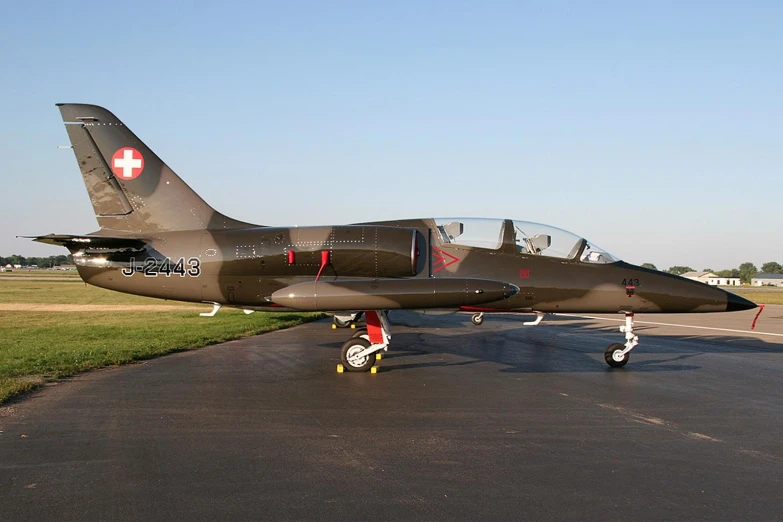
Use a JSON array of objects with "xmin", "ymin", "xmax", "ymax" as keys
[
  {"xmin": 271, "ymin": 278, "xmax": 519, "ymax": 311},
  {"xmin": 23, "ymin": 234, "xmax": 147, "ymax": 250}
]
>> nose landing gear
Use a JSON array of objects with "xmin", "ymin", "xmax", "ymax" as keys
[{"xmin": 605, "ymin": 312, "xmax": 639, "ymax": 368}]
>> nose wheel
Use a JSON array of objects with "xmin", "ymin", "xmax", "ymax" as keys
[
  {"xmin": 604, "ymin": 312, "xmax": 638, "ymax": 368},
  {"xmin": 605, "ymin": 343, "xmax": 629, "ymax": 368},
  {"xmin": 471, "ymin": 312, "xmax": 484, "ymax": 325}
]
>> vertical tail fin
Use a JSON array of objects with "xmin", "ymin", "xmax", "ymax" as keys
[{"xmin": 57, "ymin": 104, "xmax": 255, "ymax": 234}]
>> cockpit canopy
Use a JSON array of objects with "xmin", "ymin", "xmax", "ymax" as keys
[{"xmin": 433, "ymin": 218, "xmax": 617, "ymax": 264}]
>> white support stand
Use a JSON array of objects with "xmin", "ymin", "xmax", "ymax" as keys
[
  {"xmin": 523, "ymin": 311, "xmax": 545, "ymax": 326},
  {"xmin": 200, "ymin": 302, "xmax": 221, "ymax": 317},
  {"xmin": 243, "ymin": 309, "xmax": 255, "ymax": 315}
]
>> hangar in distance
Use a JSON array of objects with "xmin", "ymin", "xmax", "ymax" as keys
[{"xmin": 29, "ymin": 104, "xmax": 756, "ymax": 372}]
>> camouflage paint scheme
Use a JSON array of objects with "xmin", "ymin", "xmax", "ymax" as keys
[{"xmin": 36, "ymin": 104, "xmax": 754, "ymax": 319}]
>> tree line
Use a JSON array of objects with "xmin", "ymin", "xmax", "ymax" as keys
[
  {"xmin": 1, "ymin": 254, "xmax": 74, "ymax": 269},
  {"xmin": 640, "ymin": 262, "xmax": 783, "ymax": 284}
]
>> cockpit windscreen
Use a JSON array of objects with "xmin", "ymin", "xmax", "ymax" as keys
[{"xmin": 433, "ymin": 218, "xmax": 618, "ymax": 264}]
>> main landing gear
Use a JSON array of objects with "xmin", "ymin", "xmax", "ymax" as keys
[
  {"xmin": 471, "ymin": 312, "xmax": 484, "ymax": 325},
  {"xmin": 339, "ymin": 310, "xmax": 390, "ymax": 372},
  {"xmin": 604, "ymin": 312, "xmax": 639, "ymax": 368}
]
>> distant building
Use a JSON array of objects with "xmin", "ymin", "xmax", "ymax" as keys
[
  {"xmin": 681, "ymin": 271, "xmax": 715, "ymax": 284},
  {"xmin": 708, "ymin": 276, "xmax": 741, "ymax": 286},
  {"xmin": 752, "ymin": 274, "xmax": 783, "ymax": 287},
  {"xmin": 681, "ymin": 271, "xmax": 740, "ymax": 286}
]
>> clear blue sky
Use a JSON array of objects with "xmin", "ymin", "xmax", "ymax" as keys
[{"xmin": 1, "ymin": 1, "xmax": 781, "ymax": 270}]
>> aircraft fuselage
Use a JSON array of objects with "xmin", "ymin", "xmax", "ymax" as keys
[{"xmin": 71, "ymin": 219, "xmax": 743, "ymax": 315}]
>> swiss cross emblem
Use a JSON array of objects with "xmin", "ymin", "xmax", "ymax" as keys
[{"xmin": 111, "ymin": 147, "xmax": 144, "ymax": 180}]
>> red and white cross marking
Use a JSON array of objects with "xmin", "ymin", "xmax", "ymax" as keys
[{"xmin": 111, "ymin": 147, "xmax": 144, "ymax": 180}]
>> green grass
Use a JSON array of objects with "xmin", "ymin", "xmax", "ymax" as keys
[
  {"xmin": 0, "ymin": 279, "xmax": 325, "ymax": 403},
  {"xmin": 0, "ymin": 310, "xmax": 323, "ymax": 403},
  {"xmin": 0, "ymin": 279, "xmax": 195, "ymax": 305},
  {"xmin": 0, "ymin": 270, "xmax": 80, "ymax": 277},
  {"xmin": 727, "ymin": 288, "xmax": 783, "ymax": 305}
]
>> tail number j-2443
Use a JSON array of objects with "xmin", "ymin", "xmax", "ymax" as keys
[{"xmin": 121, "ymin": 257, "xmax": 201, "ymax": 277}]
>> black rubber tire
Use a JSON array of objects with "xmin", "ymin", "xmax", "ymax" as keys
[
  {"xmin": 605, "ymin": 343, "xmax": 629, "ymax": 368},
  {"xmin": 340, "ymin": 338, "xmax": 375, "ymax": 372},
  {"xmin": 471, "ymin": 313, "xmax": 484, "ymax": 326},
  {"xmin": 351, "ymin": 328, "xmax": 368, "ymax": 339},
  {"xmin": 333, "ymin": 315, "xmax": 352, "ymax": 328}
]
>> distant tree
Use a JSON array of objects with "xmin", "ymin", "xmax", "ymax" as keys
[
  {"xmin": 761, "ymin": 261, "xmax": 783, "ymax": 275},
  {"xmin": 715, "ymin": 269, "xmax": 739, "ymax": 278},
  {"xmin": 702, "ymin": 268, "xmax": 714, "ymax": 274},
  {"xmin": 0, "ymin": 254, "xmax": 73, "ymax": 268},
  {"xmin": 641, "ymin": 263, "xmax": 658, "ymax": 270},
  {"xmin": 738, "ymin": 262, "xmax": 758, "ymax": 284},
  {"xmin": 666, "ymin": 266, "xmax": 695, "ymax": 276}
]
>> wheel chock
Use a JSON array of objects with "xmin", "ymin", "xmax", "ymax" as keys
[
  {"xmin": 370, "ymin": 366, "xmax": 378, "ymax": 374},
  {"xmin": 350, "ymin": 324, "xmax": 356, "ymax": 329},
  {"xmin": 331, "ymin": 324, "xmax": 336, "ymax": 329},
  {"xmin": 375, "ymin": 353, "xmax": 383, "ymax": 361},
  {"xmin": 336, "ymin": 364, "xmax": 344, "ymax": 373}
]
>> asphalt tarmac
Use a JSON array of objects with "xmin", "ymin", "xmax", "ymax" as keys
[{"xmin": 2, "ymin": 307, "xmax": 782, "ymax": 521}]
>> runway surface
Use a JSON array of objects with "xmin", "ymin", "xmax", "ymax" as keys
[{"xmin": 1, "ymin": 307, "xmax": 782, "ymax": 521}]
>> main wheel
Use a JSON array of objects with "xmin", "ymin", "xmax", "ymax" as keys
[
  {"xmin": 333, "ymin": 315, "xmax": 352, "ymax": 328},
  {"xmin": 340, "ymin": 338, "xmax": 376, "ymax": 372},
  {"xmin": 471, "ymin": 313, "xmax": 484, "ymax": 326},
  {"xmin": 604, "ymin": 343, "xmax": 629, "ymax": 368}
]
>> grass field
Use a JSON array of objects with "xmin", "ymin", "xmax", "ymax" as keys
[
  {"xmin": 0, "ymin": 277, "xmax": 323, "ymax": 404},
  {"xmin": 0, "ymin": 270, "xmax": 80, "ymax": 277},
  {"xmin": 722, "ymin": 287, "xmax": 783, "ymax": 306},
  {"xmin": 0, "ymin": 279, "xmax": 199, "ymax": 305}
]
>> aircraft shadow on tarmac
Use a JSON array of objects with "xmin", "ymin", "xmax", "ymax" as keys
[{"xmin": 318, "ymin": 312, "xmax": 781, "ymax": 374}]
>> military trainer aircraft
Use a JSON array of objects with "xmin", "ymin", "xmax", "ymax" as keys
[{"xmin": 29, "ymin": 104, "xmax": 757, "ymax": 372}]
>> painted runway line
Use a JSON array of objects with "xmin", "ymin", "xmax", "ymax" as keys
[{"xmin": 557, "ymin": 313, "xmax": 783, "ymax": 338}]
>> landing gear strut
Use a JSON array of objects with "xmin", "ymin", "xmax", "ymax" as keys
[
  {"xmin": 340, "ymin": 311, "xmax": 390, "ymax": 372},
  {"xmin": 605, "ymin": 312, "xmax": 639, "ymax": 368}
]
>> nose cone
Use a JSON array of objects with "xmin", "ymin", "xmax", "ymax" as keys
[{"xmin": 725, "ymin": 291, "xmax": 757, "ymax": 312}]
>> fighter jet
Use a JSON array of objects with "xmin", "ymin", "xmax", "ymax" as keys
[{"xmin": 29, "ymin": 104, "xmax": 757, "ymax": 372}]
